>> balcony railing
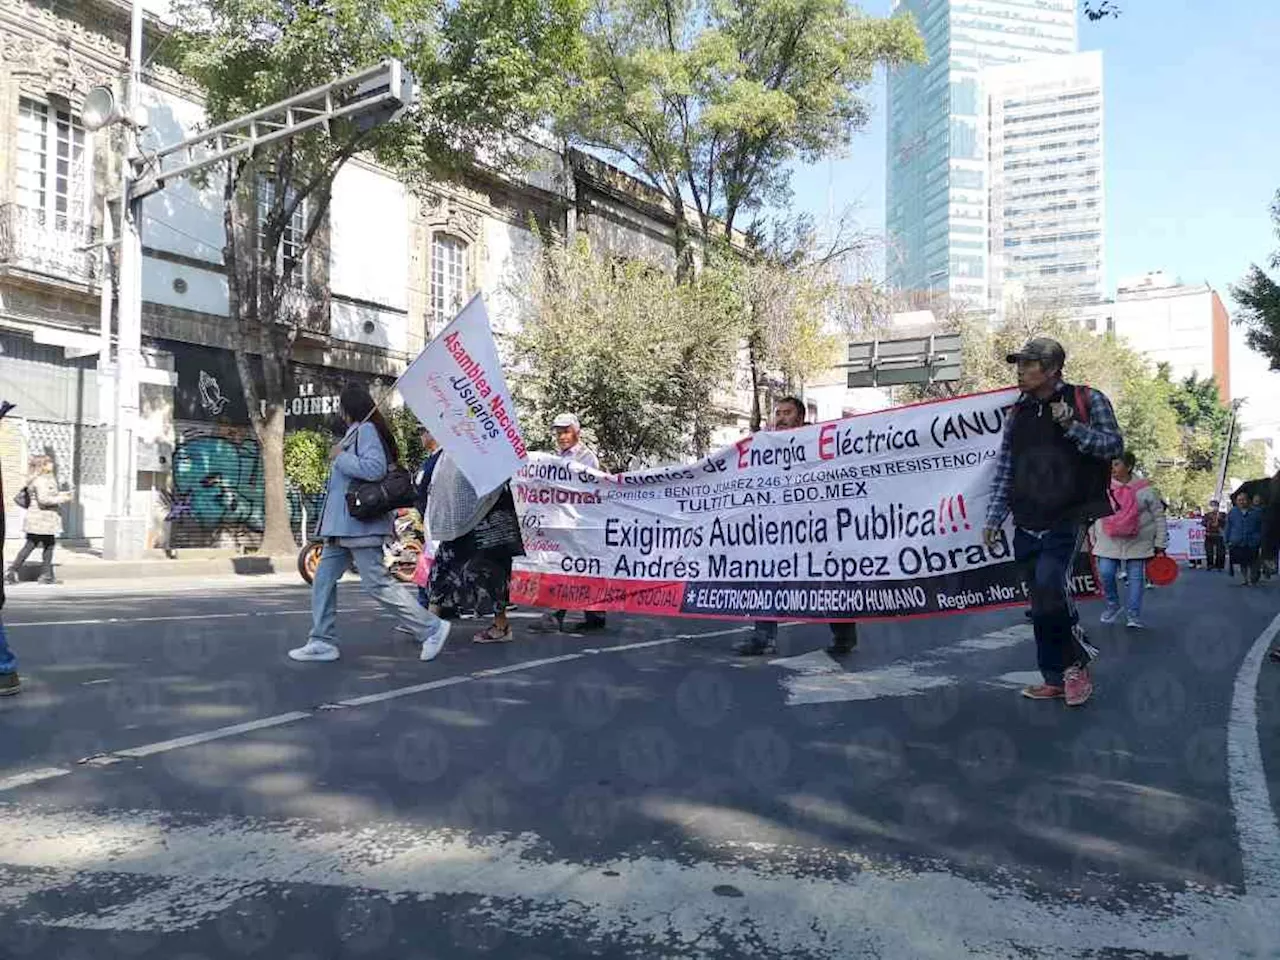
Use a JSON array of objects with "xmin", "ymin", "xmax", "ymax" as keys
[
  {"xmin": 0, "ymin": 203, "xmax": 100, "ymax": 284},
  {"xmin": 262, "ymin": 282, "xmax": 329, "ymax": 337}
]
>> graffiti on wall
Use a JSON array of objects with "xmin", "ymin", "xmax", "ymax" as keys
[{"xmin": 166, "ymin": 426, "xmax": 325, "ymax": 549}]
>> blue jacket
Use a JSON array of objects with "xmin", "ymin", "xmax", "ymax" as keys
[
  {"xmin": 1225, "ymin": 506, "xmax": 1263, "ymax": 548},
  {"xmin": 317, "ymin": 422, "xmax": 393, "ymax": 540}
]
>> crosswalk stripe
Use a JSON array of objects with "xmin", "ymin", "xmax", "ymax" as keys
[{"xmin": 0, "ymin": 804, "xmax": 1275, "ymax": 956}]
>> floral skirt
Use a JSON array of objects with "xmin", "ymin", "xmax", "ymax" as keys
[{"xmin": 422, "ymin": 491, "xmax": 524, "ymax": 616}]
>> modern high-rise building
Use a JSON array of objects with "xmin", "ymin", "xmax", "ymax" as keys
[
  {"xmin": 886, "ymin": 0, "xmax": 1079, "ymax": 310},
  {"xmin": 986, "ymin": 50, "xmax": 1105, "ymax": 318}
]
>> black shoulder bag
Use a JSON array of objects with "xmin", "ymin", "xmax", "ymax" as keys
[{"xmin": 344, "ymin": 428, "xmax": 417, "ymax": 521}]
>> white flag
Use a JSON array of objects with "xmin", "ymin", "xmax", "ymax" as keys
[{"xmin": 397, "ymin": 294, "xmax": 528, "ymax": 496}]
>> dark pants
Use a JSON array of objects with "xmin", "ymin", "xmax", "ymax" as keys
[
  {"xmin": 1014, "ymin": 523, "xmax": 1086, "ymax": 687},
  {"xmin": 752, "ymin": 620, "xmax": 857, "ymax": 651},
  {"xmin": 9, "ymin": 534, "xmax": 55, "ymax": 580},
  {"xmin": 1205, "ymin": 535, "xmax": 1225, "ymax": 570}
]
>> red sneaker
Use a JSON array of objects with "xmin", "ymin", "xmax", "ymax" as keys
[
  {"xmin": 1021, "ymin": 683, "xmax": 1064, "ymax": 700},
  {"xmin": 1063, "ymin": 665, "xmax": 1093, "ymax": 707}
]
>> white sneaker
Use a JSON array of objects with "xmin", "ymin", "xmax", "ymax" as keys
[
  {"xmin": 1099, "ymin": 605, "xmax": 1121, "ymax": 625},
  {"xmin": 420, "ymin": 619, "xmax": 451, "ymax": 662},
  {"xmin": 288, "ymin": 640, "xmax": 340, "ymax": 662},
  {"xmin": 1125, "ymin": 614, "xmax": 1145, "ymax": 629}
]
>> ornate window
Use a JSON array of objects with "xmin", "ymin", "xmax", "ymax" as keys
[
  {"xmin": 16, "ymin": 97, "xmax": 89, "ymax": 230},
  {"xmin": 257, "ymin": 176, "xmax": 306, "ymax": 288},
  {"xmin": 431, "ymin": 234, "xmax": 467, "ymax": 328}
]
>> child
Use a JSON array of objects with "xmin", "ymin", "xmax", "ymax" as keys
[{"xmin": 1226, "ymin": 491, "xmax": 1264, "ymax": 586}]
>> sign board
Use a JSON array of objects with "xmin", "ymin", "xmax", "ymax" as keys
[{"xmin": 846, "ymin": 332, "xmax": 962, "ymax": 388}]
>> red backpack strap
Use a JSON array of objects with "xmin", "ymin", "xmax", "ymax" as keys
[{"xmin": 1073, "ymin": 385, "xmax": 1091, "ymax": 424}]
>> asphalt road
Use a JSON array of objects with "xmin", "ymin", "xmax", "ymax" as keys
[{"xmin": 0, "ymin": 569, "xmax": 1278, "ymax": 959}]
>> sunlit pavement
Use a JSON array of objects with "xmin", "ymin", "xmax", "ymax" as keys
[{"xmin": 1, "ymin": 572, "xmax": 1278, "ymax": 959}]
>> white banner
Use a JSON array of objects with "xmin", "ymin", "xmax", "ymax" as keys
[
  {"xmin": 398, "ymin": 294, "xmax": 527, "ymax": 496},
  {"xmin": 508, "ymin": 388, "xmax": 1099, "ymax": 621},
  {"xmin": 1166, "ymin": 518, "xmax": 1204, "ymax": 561}
]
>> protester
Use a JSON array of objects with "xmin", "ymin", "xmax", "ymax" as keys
[
  {"xmin": 1091, "ymin": 452, "xmax": 1167, "ymax": 628},
  {"xmin": 530, "ymin": 412, "xmax": 607, "ymax": 634},
  {"xmin": 983, "ymin": 337, "xmax": 1122, "ymax": 707},
  {"xmin": 424, "ymin": 451, "xmax": 524, "ymax": 643},
  {"xmin": 736, "ymin": 396, "xmax": 858, "ymax": 658},
  {"xmin": 289, "ymin": 384, "xmax": 450, "ymax": 663},
  {"xmin": 5, "ymin": 455, "xmax": 72, "ymax": 586},
  {"xmin": 1252, "ymin": 493, "xmax": 1274, "ymax": 579},
  {"xmin": 1226, "ymin": 491, "xmax": 1264, "ymax": 587},
  {"xmin": 0, "ymin": 400, "xmax": 18, "ymax": 696},
  {"xmin": 1203, "ymin": 499, "xmax": 1227, "ymax": 572}
]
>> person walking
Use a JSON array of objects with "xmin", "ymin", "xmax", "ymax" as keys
[
  {"xmin": 423, "ymin": 450, "xmax": 525, "ymax": 644},
  {"xmin": 984, "ymin": 338, "xmax": 1123, "ymax": 708},
  {"xmin": 289, "ymin": 384, "xmax": 451, "ymax": 663},
  {"xmin": 530, "ymin": 413, "xmax": 608, "ymax": 634},
  {"xmin": 735, "ymin": 396, "xmax": 858, "ymax": 659},
  {"xmin": 1091, "ymin": 453, "xmax": 1167, "ymax": 628},
  {"xmin": 0, "ymin": 399, "xmax": 19, "ymax": 696},
  {"xmin": 5, "ymin": 455, "xmax": 72, "ymax": 586},
  {"xmin": 1225, "ymin": 491, "xmax": 1264, "ymax": 587},
  {"xmin": 1203, "ymin": 499, "xmax": 1227, "ymax": 572}
]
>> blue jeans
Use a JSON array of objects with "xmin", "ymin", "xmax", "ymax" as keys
[
  {"xmin": 310, "ymin": 543, "xmax": 441, "ymax": 646},
  {"xmin": 1097, "ymin": 556, "xmax": 1146, "ymax": 616},
  {"xmin": 0, "ymin": 618, "xmax": 15, "ymax": 675},
  {"xmin": 1014, "ymin": 522, "xmax": 1086, "ymax": 687}
]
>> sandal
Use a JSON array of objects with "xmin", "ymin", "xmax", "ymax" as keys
[{"xmin": 473, "ymin": 624, "xmax": 513, "ymax": 644}]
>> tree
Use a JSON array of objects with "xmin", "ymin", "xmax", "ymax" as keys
[
  {"xmin": 169, "ymin": 0, "xmax": 586, "ymax": 553},
  {"xmin": 705, "ymin": 213, "xmax": 879, "ymax": 431},
  {"xmin": 1232, "ymin": 190, "xmax": 1280, "ymax": 371},
  {"xmin": 1083, "ymin": 1, "xmax": 1122, "ymax": 20},
  {"xmin": 560, "ymin": 0, "xmax": 924, "ymax": 279},
  {"xmin": 512, "ymin": 232, "xmax": 741, "ymax": 469}
]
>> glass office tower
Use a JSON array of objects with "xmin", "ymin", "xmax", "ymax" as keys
[{"xmin": 886, "ymin": 0, "xmax": 1078, "ymax": 310}]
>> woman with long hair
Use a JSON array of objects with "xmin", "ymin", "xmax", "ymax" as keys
[{"xmin": 289, "ymin": 383, "xmax": 450, "ymax": 662}]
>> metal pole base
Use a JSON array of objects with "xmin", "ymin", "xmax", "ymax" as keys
[{"xmin": 102, "ymin": 515, "xmax": 148, "ymax": 561}]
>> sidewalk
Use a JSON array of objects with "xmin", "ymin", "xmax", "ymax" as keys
[{"xmin": 8, "ymin": 547, "xmax": 293, "ymax": 584}]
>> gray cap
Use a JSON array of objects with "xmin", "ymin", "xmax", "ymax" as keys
[
  {"xmin": 1006, "ymin": 337, "xmax": 1066, "ymax": 368},
  {"xmin": 551, "ymin": 413, "xmax": 580, "ymax": 429}
]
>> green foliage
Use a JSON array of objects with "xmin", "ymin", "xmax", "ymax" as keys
[
  {"xmin": 512, "ymin": 233, "xmax": 741, "ymax": 469},
  {"xmin": 560, "ymin": 0, "xmax": 924, "ymax": 262},
  {"xmin": 282, "ymin": 430, "xmax": 330, "ymax": 495},
  {"xmin": 388, "ymin": 405, "xmax": 427, "ymax": 469},
  {"xmin": 1232, "ymin": 190, "xmax": 1280, "ymax": 371}
]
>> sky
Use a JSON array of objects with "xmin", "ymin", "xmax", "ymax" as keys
[{"xmin": 787, "ymin": 0, "xmax": 1280, "ymax": 448}]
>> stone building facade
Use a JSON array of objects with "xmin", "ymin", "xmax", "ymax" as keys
[{"xmin": 0, "ymin": 0, "xmax": 728, "ymax": 551}]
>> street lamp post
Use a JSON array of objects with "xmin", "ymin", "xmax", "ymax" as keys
[{"xmin": 81, "ymin": 0, "xmax": 415, "ymax": 559}]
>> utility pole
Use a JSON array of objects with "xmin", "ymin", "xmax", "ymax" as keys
[
  {"xmin": 101, "ymin": 0, "xmax": 146, "ymax": 560},
  {"xmin": 1215, "ymin": 398, "xmax": 1244, "ymax": 504},
  {"xmin": 82, "ymin": 1, "xmax": 415, "ymax": 558}
]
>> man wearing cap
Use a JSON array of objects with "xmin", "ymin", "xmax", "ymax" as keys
[
  {"xmin": 984, "ymin": 337, "xmax": 1122, "ymax": 707},
  {"xmin": 531, "ymin": 413, "xmax": 608, "ymax": 633}
]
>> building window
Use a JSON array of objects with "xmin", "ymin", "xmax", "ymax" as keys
[
  {"xmin": 432, "ymin": 234, "xmax": 467, "ymax": 328},
  {"xmin": 257, "ymin": 176, "xmax": 306, "ymax": 288},
  {"xmin": 16, "ymin": 98, "xmax": 89, "ymax": 229}
]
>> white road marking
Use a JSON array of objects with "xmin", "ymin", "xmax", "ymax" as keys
[
  {"xmin": 1228, "ymin": 611, "xmax": 1280, "ymax": 899},
  {"xmin": 772, "ymin": 624, "xmax": 1033, "ymax": 706},
  {"xmin": 472, "ymin": 653, "xmax": 586, "ymax": 677},
  {"xmin": 4, "ymin": 610, "xmax": 316, "ymax": 628},
  {"xmin": 0, "ymin": 767, "xmax": 71, "ymax": 793},
  {"xmin": 113, "ymin": 712, "xmax": 313, "ymax": 759},
  {"xmin": 986, "ymin": 671, "xmax": 1044, "ymax": 689},
  {"xmin": 0, "ymin": 804, "xmax": 1276, "ymax": 957},
  {"xmin": 0, "ymin": 624, "xmax": 752, "ymax": 788},
  {"xmin": 336, "ymin": 675, "xmax": 472, "ymax": 707}
]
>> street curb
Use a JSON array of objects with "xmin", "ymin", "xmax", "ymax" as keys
[{"xmin": 43, "ymin": 556, "xmax": 286, "ymax": 582}]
